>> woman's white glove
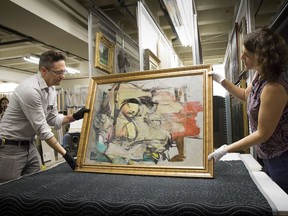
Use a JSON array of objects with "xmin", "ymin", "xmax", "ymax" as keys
[
  {"xmin": 208, "ymin": 145, "xmax": 228, "ymax": 162},
  {"xmin": 208, "ymin": 71, "xmax": 225, "ymax": 84}
]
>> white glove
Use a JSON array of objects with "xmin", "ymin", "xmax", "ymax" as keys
[
  {"xmin": 208, "ymin": 144, "xmax": 228, "ymax": 162},
  {"xmin": 208, "ymin": 71, "xmax": 225, "ymax": 84}
]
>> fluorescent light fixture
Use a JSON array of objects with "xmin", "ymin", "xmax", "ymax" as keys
[
  {"xmin": 23, "ymin": 55, "xmax": 80, "ymax": 74},
  {"xmin": 23, "ymin": 56, "xmax": 40, "ymax": 64},
  {"xmin": 65, "ymin": 66, "xmax": 79, "ymax": 74},
  {"xmin": 163, "ymin": 0, "xmax": 194, "ymax": 47}
]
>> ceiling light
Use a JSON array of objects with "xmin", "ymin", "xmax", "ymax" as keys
[
  {"xmin": 23, "ymin": 55, "xmax": 80, "ymax": 74},
  {"xmin": 163, "ymin": 0, "xmax": 194, "ymax": 47},
  {"xmin": 23, "ymin": 55, "xmax": 40, "ymax": 64},
  {"xmin": 65, "ymin": 66, "xmax": 80, "ymax": 74}
]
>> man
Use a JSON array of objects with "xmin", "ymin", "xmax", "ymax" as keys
[{"xmin": 0, "ymin": 50, "xmax": 89, "ymax": 183}]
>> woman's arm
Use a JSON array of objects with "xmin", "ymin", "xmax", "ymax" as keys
[
  {"xmin": 221, "ymin": 79, "xmax": 252, "ymax": 102},
  {"xmin": 226, "ymin": 82, "xmax": 288, "ymax": 153},
  {"xmin": 209, "ymin": 71, "xmax": 253, "ymax": 102}
]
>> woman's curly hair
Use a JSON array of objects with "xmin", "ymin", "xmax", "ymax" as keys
[{"xmin": 243, "ymin": 27, "xmax": 288, "ymax": 81}]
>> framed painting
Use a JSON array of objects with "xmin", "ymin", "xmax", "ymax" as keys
[
  {"xmin": 76, "ymin": 65, "xmax": 214, "ymax": 178},
  {"xmin": 230, "ymin": 79, "xmax": 249, "ymax": 153},
  {"xmin": 238, "ymin": 18, "xmax": 247, "ymax": 74},
  {"xmin": 230, "ymin": 22, "xmax": 240, "ymax": 84},
  {"xmin": 144, "ymin": 49, "xmax": 161, "ymax": 70},
  {"xmin": 114, "ymin": 46, "xmax": 131, "ymax": 73},
  {"xmin": 94, "ymin": 32, "xmax": 114, "ymax": 73}
]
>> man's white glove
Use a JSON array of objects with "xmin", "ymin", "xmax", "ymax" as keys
[
  {"xmin": 208, "ymin": 144, "xmax": 228, "ymax": 162},
  {"xmin": 208, "ymin": 71, "xmax": 225, "ymax": 84}
]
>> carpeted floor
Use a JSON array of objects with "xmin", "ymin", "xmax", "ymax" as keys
[{"xmin": 0, "ymin": 160, "xmax": 272, "ymax": 215}]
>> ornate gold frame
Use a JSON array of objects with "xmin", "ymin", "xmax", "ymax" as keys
[
  {"xmin": 144, "ymin": 49, "xmax": 161, "ymax": 70},
  {"xmin": 76, "ymin": 65, "xmax": 214, "ymax": 178},
  {"xmin": 94, "ymin": 32, "xmax": 114, "ymax": 73}
]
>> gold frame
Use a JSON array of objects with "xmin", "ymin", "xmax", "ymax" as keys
[
  {"xmin": 94, "ymin": 32, "xmax": 114, "ymax": 73},
  {"xmin": 230, "ymin": 22, "xmax": 240, "ymax": 83},
  {"xmin": 76, "ymin": 65, "xmax": 214, "ymax": 178},
  {"xmin": 144, "ymin": 49, "xmax": 161, "ymax": 70}
]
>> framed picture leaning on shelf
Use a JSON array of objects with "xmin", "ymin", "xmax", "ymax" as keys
[
  {"xmin": 144, "ymin": 49, "xmax": 161, "ymax": 70},
  {"xmin": 94, "ymin": 32, "xmax": 115, "ymax": 73}
]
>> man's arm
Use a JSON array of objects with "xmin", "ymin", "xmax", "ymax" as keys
[
  {"xmin": 62, "ymin": 107, "xmax": 90, "ymax": 125},
  {"xmin": 45, "ymin": 136, "xmax": 76, "ymax": 169}
]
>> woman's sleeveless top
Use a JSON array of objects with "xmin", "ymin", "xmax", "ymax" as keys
[{"xmin": 247, "ymin": 72, "xmax": 288, "ymax": 159}]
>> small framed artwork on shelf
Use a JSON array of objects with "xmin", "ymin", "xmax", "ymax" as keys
[
  {"xmin": 76, "ymin": 64, "xmax": 214, "ymax": 178},
  {"xmin": 144, "ymin": 49, "xmax": 161, "ymax": 70},
  {"xmin": 114, "ymin": 46, "xmax": 131, "ymax": 73},
  {"xmin": 94, "ymin": 32, "xmax": 115, "ymax": 73}
]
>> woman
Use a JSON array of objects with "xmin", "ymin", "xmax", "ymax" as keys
[
  {"xmin": 0, "ymin": 97, "xmax": 9, "ymax": 121},
  {"xmin": 208, "ymin": 27, "xmax": 288, "ymax": 194}
]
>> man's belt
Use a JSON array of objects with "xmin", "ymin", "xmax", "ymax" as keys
[{"xmin": 0, "ymin": 138, "xmax": 30, "ymax": 146}]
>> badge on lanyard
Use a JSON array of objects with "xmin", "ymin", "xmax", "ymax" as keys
[{"xmin": 47, "ymin": 90, "xmax": 56, "ymax": 110}]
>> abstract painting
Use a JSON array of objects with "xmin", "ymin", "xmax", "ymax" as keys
[{"xmin": 76, "ymin": 65, "xmax": 214, "ymax": 178}]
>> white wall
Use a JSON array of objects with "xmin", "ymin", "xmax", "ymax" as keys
[
  {"xmin": 60, "ymin": 78, "xmax": 90, "ymax": 89},
  {"xmin": 137, "ymin": 1, "xmax": 181, "ymax": 70},
  {"xmin": 0, "ymin": 67, "xmax": 31, "ymax": 83}
]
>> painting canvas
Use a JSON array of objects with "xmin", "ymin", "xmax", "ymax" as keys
[
  {"xmin": 238, "ymin": 17, "xmax": 247, "ymax": 74},
  {"xmin": 76, "ymin": 65, "xmax": 213, "ymax": 178},
  {"xmin": 94, "ymin": 32, "xmax": 114, "ymax": 73},
  {"xmin": 230, "ymin": 22, "xmax": 240, "ymax": 83},
  {"xmin": 114, "ymin": 45, "xmax": 131, "ymax": 73}
]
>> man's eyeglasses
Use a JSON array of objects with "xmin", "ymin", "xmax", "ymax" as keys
[{"xmin": 47, "ymin": 69, "xmax": 67, "ymax": 76}]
